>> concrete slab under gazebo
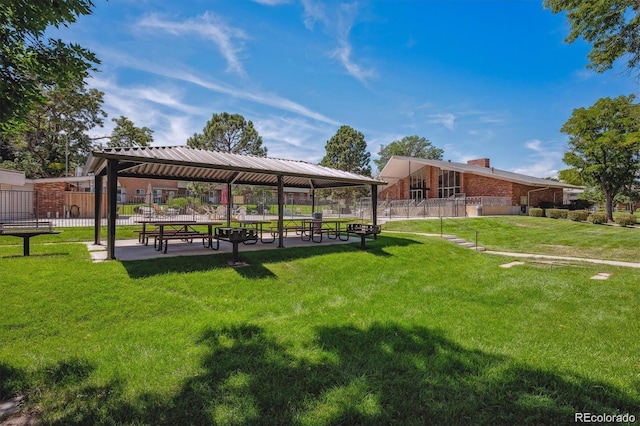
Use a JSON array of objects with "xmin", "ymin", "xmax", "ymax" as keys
[{"xmin": 84, "ymin": 146, "xmax": 386, "ymax": 260}]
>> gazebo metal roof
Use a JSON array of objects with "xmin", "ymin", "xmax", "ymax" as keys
[
  {"xmin": 86, "ymin": 146, "xmax": 385, "ymax": 260},
  {"xmin": 85, "ymin": 146, "xmax": 386, "ymax": 188}
]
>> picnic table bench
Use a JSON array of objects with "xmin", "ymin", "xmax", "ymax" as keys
[
  {"xmin": 345, "ymin": 223, "xmax": 381, "ymax": 249},
  {"xmin": 0, "ymin": 221, "xmax": 61, "ymax": 256}
]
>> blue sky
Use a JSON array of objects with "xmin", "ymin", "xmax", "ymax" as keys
[{"xmin": 60, "ymin": 0, "xmax": 637, "ymax": 177}]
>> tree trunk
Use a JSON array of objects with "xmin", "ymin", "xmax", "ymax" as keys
[{"xmin": 605, "ymin": 191, "xmax": 614, "ymax": 222}]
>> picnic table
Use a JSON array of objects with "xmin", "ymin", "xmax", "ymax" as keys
[
  {"xmin": 215, "ymin": 227, "xmax": 258, "ymax": 265},
  {"xmin": 135, "ymin": 220, "xmax": 223, "ymax": 253},
  {"xmin": 231, "ymin": 219, "xmax": 274, "ymax": 243},
  {"xmin": 0, "ymin": 221, "xmax": 60, "ymax": 256},
  {"xmin": 300, "ymin": 219, "xmax": 351, "ymax": 243},
  {"xmin": 345, "ymin": 223, "xmax": 382, "ymax": 249}
]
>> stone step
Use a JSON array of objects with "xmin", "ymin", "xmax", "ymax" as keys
[{"xmin": 441, "ymin": 234, "xmax": 486, "ymax": 251}]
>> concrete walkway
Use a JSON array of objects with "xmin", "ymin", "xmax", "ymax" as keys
[
  {"xmin": 385, "ymin": 230, "xmax": 640, "ymax": 269},
  {"xmin": 86, "ymin": 234, "xmax": 364, "ymax": 262}
]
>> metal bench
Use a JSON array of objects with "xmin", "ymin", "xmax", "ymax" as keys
[
  {"xmin": 345, "ymin": 223, "xmax": 381, "ymax": 250},
  {"xmin": 0, "ymin": 221, "xmax": 61, "ymax": 256}
]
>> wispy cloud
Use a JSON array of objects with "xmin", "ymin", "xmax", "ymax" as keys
[
  {"xmin": 300, "ymin": 0, "xmax": 375, "ymax": 83},
  {"xmin": 97, "ymin": 49, "xmax": 340, "ymax": 126},
  {"xmin": 138, "ymin": 13, "xmax": 248, "ymax": 76},
  {"xmin": 88, "ymin": 76, "xmax": 202, "ymax": 146},
  {"xmin": 252, "ymin": 0, "xmax": 291, "ymax": 5},
  {"xmin": 511, "ymin": 138, "xmax": 563, "ymax": 177},
  {"xmin": 428, "ymin": 113, "xmax": 456, "ymax": 130}
]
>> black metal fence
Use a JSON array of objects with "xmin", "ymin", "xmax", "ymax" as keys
[{"xmin": 1, "ymin": 190, "xmax": 513, "ymax": 227}]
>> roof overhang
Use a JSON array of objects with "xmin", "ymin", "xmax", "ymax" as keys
[
  {"xmin": 85, "ymin": 146, "xmax": 386, "ymax": 189},
  {"xmin": 378, "ymin": 156, "xmax": 582, "ymax": 189}
]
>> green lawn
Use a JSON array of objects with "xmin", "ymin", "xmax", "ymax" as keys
[
  {"xmin": 1, "ymin": 219, "xmax": 639, "ymax": 425},
  {"xmin": 383, "ymin": 216, "xmax": 640, "ymax": 263}
]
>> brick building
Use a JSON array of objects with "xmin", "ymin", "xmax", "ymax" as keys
[{"xmin": 378, "ymin": 156, "xmax": 581, "ymax": 215}]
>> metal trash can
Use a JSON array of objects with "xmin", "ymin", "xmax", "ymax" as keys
[
  {"xmin": 475, "ymin": 205, "xmax": 482, "ymax": 217},
  {"xmin": 312, "ymin": 212, "xmax": 322, "ymax": 231}
]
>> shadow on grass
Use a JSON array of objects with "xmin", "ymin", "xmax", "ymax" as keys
[
  {"xmin": 122, "ymin": 235, "xmax": 420, "ymax": 279},
  {"xmin": 0, "ymin": 252, "xmax": 70, "ymax": 259},
  {"xmin": 8, "ymin": 323, "xmax": 638, "ymax": 425}
]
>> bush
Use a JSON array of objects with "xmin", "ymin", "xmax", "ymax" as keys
[
  {"xmin": 546, "ymin": 208, "xmax": 568, "ymax": 219},
  {"xmin": 614, "ymin": 214, "xmax": 637, "ymax": 227},
  {"xmin": 567, "ymin": 210, "xmax": 589, "ymax": 222},
  {"xmin": 588, "ymin": 213, "xmax": 608, "ymax": 224},
  {"xmin": 529, "ymin": 208, "xmax": 544, "ymax": 217}
]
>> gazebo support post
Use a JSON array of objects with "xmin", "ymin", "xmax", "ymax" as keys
[
  {"xmin": 94, "ymin": 174, "xmax": 102, "ymax": 245},
  {"xmin": 278, "ymin": 175, "xmax": 284, "ymax": 248},
  {"xmin": 107, "ymin": 159, "xmax": 118, "ymax": 259},
  {"xmin": 371, "ymin": 184, "xmax": 378, "ymax": 239},
  {"xmin": 225, "ymin": 182, "xmax": 232, "ymax": 227}
]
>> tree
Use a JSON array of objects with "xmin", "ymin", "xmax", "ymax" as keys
[
  {"xmin": 320, "ymin": 125, "xmax": 371, "ymax": 176},
  {"xmin": 374, "ymin": 135, "xmax": 444, "ymax": 172},
  {"xmin": 557, "ymin": 168, "xmax": 585, "ymax": 186},
  {"xmin": 561, "ymin": 95, "xmax": 640, "ymax": 221},
  {"xmin": 544, "ymin": 0, "xmax": 640, "ymax": 74},
  {"xmin": 1, "ymin": 0, "xmax": 100, "ymax": 130},
  {"xmin": 0, "ymin": 83, "xmax": 106, "ymax": 178},
  {"xmin": 319, "ymin": 125, "xmax": 372, "ymax": 206},
  {"xmin": 105, "ymin": 116, "xmax": 153, "ymax": 148},
  {"xmin": 187, "ymin": 112, "xmax": 267, "ymax": 156}
]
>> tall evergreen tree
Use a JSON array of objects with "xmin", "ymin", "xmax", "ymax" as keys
[
  {"xmin": 187, "ymin": 112, "xmax": 267, "ymax": 156},
  {"xmin": 320, "ymin": 125, "xmax": 371, "ymax": 176}
]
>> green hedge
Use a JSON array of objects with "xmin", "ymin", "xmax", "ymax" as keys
[
  {"xmin": 588, "ymin": 213, "xmax": 608, "ymax": 224},
  {"xmin": 529, "ymin": 208, "xmax": 544, "ymax": 217},
  {"xmin": 615, "ymin": 214, "xmax": 637, "ymax": 227},
  {"xmin": 546, "ymin": 209, "xmax": 568, "ymax": 219},
  {"xmin": 567, "ymin": 210, "xmax": 589, "ymax": 222}
]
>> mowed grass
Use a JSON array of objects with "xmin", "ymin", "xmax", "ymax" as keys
[
  {"xmin": 384, "ymin": 216, "xmax": 640, "ymax": 263},
  {"xmin": 0, "ymin": 221, "xmax": 639, "ymax": 425}
]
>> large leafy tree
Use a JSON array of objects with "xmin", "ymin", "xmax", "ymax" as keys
[
  {"xmin": 0, "ymin": 83, "xmax": 106, "ymax": 178},
  {"xmin": 321, "ymin": 125, "xmax": 371, "ymax": 176},
  {"xmin": 187, "ymin": 112, "xmax": 267, "ymax": 156},
  {"xmin": 374, "ymin": 135, "xmax": 444, "ymax": 172},
  {"xmin": 1, "ymin": 0, "xmax": 100, "ymax": 130},
  {"xmin": 561, "ymin": 95, "xmax": 640, "ymax": 221},
  {"xmin": 544, "ymin": 0, "xmax": 640, "ymax": 74}
]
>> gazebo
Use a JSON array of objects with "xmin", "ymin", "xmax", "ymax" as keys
[{"xmin": 84, "ymin": 146, "xmax": 386, "ymax": 259}]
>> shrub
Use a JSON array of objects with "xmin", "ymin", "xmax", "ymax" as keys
[
  {"xmin": 614, "ymin": 214, "xmax": 637, "ymax": 227},
  {"xmin": 588, "ymin": 213, "xmax": 608, "ymax": 224},
  {"xmin": 546, "ymin": 208, "xmax": 568, "ymax": 219},
  {"xmin": 567, "ymin": 210, "xmax": 589, "ymax": 222},
  {"xmin": 529, "ymin": 208, "xmax": 544, "ymax": 217}
]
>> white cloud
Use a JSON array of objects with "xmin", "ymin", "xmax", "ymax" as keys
[
  {"xmin": 511, "ymin": 138, "xmax": 563, "ymax": 178},
  {"xmin": 428, "ymin": 113, "xmax": 456, "ymax": 130},
  {"xmin": 88, "ymin": 75, "xmax": 203, "ymax": 147},
  {"xmin": 253, "ymin": 0, "xmax": 291, "ymax": 5},
  {"xmin": 97, "ymin": 49, "xmax": 340, "ymax": 126},
  {"xmin": 300, "ymin": 0, "xmax": 375, "ymax": 83},
  {"xmin": 137, "ymin": 12, "xmax": 248, "ymax": 76},
  {"xmin": 254, "ymin": 115, "xmax": 331, "ymax": 161}
]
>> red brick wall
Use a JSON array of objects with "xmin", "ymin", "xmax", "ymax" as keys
[
  {"xmin": 34, "ymin": 182, "xmax": 67, "ymax": 218},
  {"xmin": 467, "ymin": 158, "xmax": 490, "ymax": 168},
  {"xmin": 380, "ymin": 168, "xmax": 565, "ymax": 207}
]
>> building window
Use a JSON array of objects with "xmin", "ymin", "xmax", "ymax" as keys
[
  {"xmin": 135, "ymin": 189, "xmax": 144, "ymax": 195},
  {"xmin": 438, "ymin": 169, "xmax": 460, "ymax": 198},
  {"xmin": 409, "ymin": 167, "xmax": 427, "ymax": 201}
]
